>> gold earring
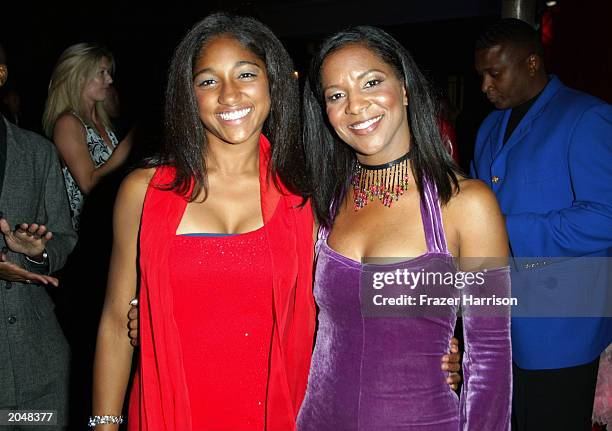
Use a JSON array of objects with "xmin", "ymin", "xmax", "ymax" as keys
[
  {"xmin": 529, "ymin": 56, "xmax": 537, "ymax": 75},
  {"xmin": 0, "ymin": 65, "xmax": 7, "ymax": 86}
]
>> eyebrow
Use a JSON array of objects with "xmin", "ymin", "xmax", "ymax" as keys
[
  {"xmin": 323, "ymin": 68, "xmax": 387, "ymax": 92},
  {"xmin": 193, "ymin": 60, "xmax": 262, "ymax": 78},
  {"xmin": 477, "ymin": 65, "xmax": 499, "ymax": 73}
]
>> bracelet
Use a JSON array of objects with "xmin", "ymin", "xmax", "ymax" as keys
[
  {"xmin": 25, "ymin": 249, "xmax": 48, "ymax": 265},
  {"xmin": 88, "ymin": 415, "xmax": 124, "ymax": 428}
]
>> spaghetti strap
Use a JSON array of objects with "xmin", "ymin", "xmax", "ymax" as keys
[
  {"xmin": 419, "ymin": 177, "xmax": 449, "ymax": 254},
  {"xmin": 70, "ymin": 111, "xmax": 87, "ymax": 127}
]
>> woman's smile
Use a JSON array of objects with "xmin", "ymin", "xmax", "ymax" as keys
[
  {"xmin": 347, "ymin": 114, "xmax": 384, "ymax": 134},
  {"xmin": 216, "ymin": 107, "xmax": 253, "ymax": 123}
]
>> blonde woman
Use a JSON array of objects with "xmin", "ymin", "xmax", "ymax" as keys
[{"xmin": 43, "ymin": 43, "xmax": 133, "ymax": 230}]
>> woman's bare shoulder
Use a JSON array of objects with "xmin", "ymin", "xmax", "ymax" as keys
[
  {"xmin": 123, "ymin": 167, "xmax": 157, "ymax": 187},
  {"xmin": 450, "ymin": 178, "xmax": 500, "ymax": 216},
  {"xmin": 449, "ymin": 178, "xmax": 508, "ymax": 261},
  {"xmin": 115, "ymin": 168, "xmax": 158, "ymax": 213},
  {"xmin": 53, "ymin": 112, "xmax": 85, "ymax": 137}
]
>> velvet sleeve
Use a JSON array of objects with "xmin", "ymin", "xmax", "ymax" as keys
[{"xmin": 459, "ymin": 266, "xmax": 512, "ymax": 430}]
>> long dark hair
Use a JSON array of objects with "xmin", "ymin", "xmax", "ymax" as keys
[
  {"xmin": 160, "ymin": 12, "xmax": 307, "ymax": 200},
  {"xmin": 303, "ymin": 25, "xmax": 459, "ymax": 227}
]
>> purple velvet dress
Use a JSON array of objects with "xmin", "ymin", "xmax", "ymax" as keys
[{"xmin": 297, "ymin": 179, "xmax": 512, "ymax": 430}]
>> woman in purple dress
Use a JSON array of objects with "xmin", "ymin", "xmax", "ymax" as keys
[{"xmin": 297, "ymin": 26, "xmax": 512, "ymax": 430}]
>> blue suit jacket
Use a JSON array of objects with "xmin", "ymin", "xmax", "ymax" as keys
[{"xmin": 471, "ymin": 76, "xmax": 612, "ymax": 369}]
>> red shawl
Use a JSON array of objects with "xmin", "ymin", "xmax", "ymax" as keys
[{"xmin": 128, "ymin": 135, "xmax": 315, "ymax": 430}]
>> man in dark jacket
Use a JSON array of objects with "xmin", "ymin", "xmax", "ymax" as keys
[{"xmin": 0, "ymin": 42, "xmax": 77, "ymax": 429}]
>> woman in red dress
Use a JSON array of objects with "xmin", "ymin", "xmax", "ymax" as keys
[{"xmin": 91, "ymin": 13, "xmax": 316, "ymax": 431}]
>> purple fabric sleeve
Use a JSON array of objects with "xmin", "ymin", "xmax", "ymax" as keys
[{"xmin": 460, "ymin": 266, "xmax": 512, "ymax": 430}]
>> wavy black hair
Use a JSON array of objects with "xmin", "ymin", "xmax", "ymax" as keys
[
  {"xmin": 303, "ymin": 26, "xmax": 459, "ymax": 227},
  {"xmin": 159, "ymin": 12, "xmax": 307, "ymax": 200}
]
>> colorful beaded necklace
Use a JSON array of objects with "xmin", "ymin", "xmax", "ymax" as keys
[{"xmin": 351, "ymin": 152, "xmax": 411, "ymax": 210}]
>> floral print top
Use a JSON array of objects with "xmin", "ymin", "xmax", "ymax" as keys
[{"xmin": 62, "ymin": 113, "xmax": 117, "ymax": 230}]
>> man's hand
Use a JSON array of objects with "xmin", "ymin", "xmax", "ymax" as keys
[
  {"xmin": 128, "ymin": 299, "xmax": 139, "ymax": 347},
  {"xmin": 0, "ymin": 249, "xmax": 58, "ymax": 286},
  {"xmin": 442, "ymin": 337, "xmax": 462, "ymax": 390},
  {"xmin": 0, "ymin": 217, "xmax": 52, "ymax": 259}
]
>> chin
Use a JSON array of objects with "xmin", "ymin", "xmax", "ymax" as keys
[
  {"xmin": 339, "ymin": 134, "xmax": 377, "ymax": 153},
  {"xmin": 351, "ymin": 143, "xmax": 389, "ymax": 159},
  {"xmin": 493, "ymin": 100, "xmax": 510, "ymax": 110},
  {"xmin": 219, "ymin": 131, "xmax": 258, "ymax": 145},
  {"xmin": 346, "ymin": 141, "xmax": 376, "ymax": 154},
  {"xmin": 364, "ymin": 134, "xmax": 395, "ymax": 151}
]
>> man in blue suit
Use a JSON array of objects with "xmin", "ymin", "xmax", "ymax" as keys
[{"xmin": 472, "ymin": 18, "xmax": 612, "ymax": 431}]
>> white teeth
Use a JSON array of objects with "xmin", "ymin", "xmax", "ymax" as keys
[
  {"xmin": 349, "ymin": 115, "xmax": 383, "ymax": 130},
  {"xmin": 218, "ymin": 108, "xmax": 251, "ymax": 121}
]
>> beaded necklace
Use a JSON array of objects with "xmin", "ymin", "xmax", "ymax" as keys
[{"xmin": 351, "ymin": 152, "xmax": 411, "ymax": 210}]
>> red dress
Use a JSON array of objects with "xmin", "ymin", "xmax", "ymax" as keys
[
  {"xmin": 128, "ymin": 135, "xmax": 316, "ymax": 431},
  {"xmin": 171, "ymin": 225, "xmax": 274, "ymax": 430}
]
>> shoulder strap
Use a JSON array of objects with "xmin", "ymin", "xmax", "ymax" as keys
[
  {"xmin": 69, "ymin": 111, "xmax": 88, "ymax": 128},
  {"xmin": 419, "ymin": 176, "xmax": 449, "ymax": 253},
  {"xmin": 317, "ymin": 193, "xmax": 341, "ymax": 242}
]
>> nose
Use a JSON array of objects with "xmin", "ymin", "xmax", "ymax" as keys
[
  {"xmin": 107, "ymin": 73, "xmax": 113, "ymax": 85},
  {"xmin": 219, "ymin": 81, "xmax": 240, "ymax": 105},
  {"xmin": 345, "ymin": 92, "xmax": 370, "ymax": 115},
  {"xmin": 481, "ymin": 75, "xmax": 491, "ymax": 94}
]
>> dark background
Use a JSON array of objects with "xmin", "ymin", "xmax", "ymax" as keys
[
  {"xmin": 1, "ymin": 2, "xmax": 610, "ymax": 428},
  {"xmin": 2, "ymin": 0, "xmax": 610, "ymax": 171}
]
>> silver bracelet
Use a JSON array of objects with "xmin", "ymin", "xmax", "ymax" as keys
[
  {"xmin": 88, "ymin": 415, "xmax": 124, "ymax": 428},
  {"xmin": 25, "ymin": 249, "xmax": 48, "ymax": 265}
]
